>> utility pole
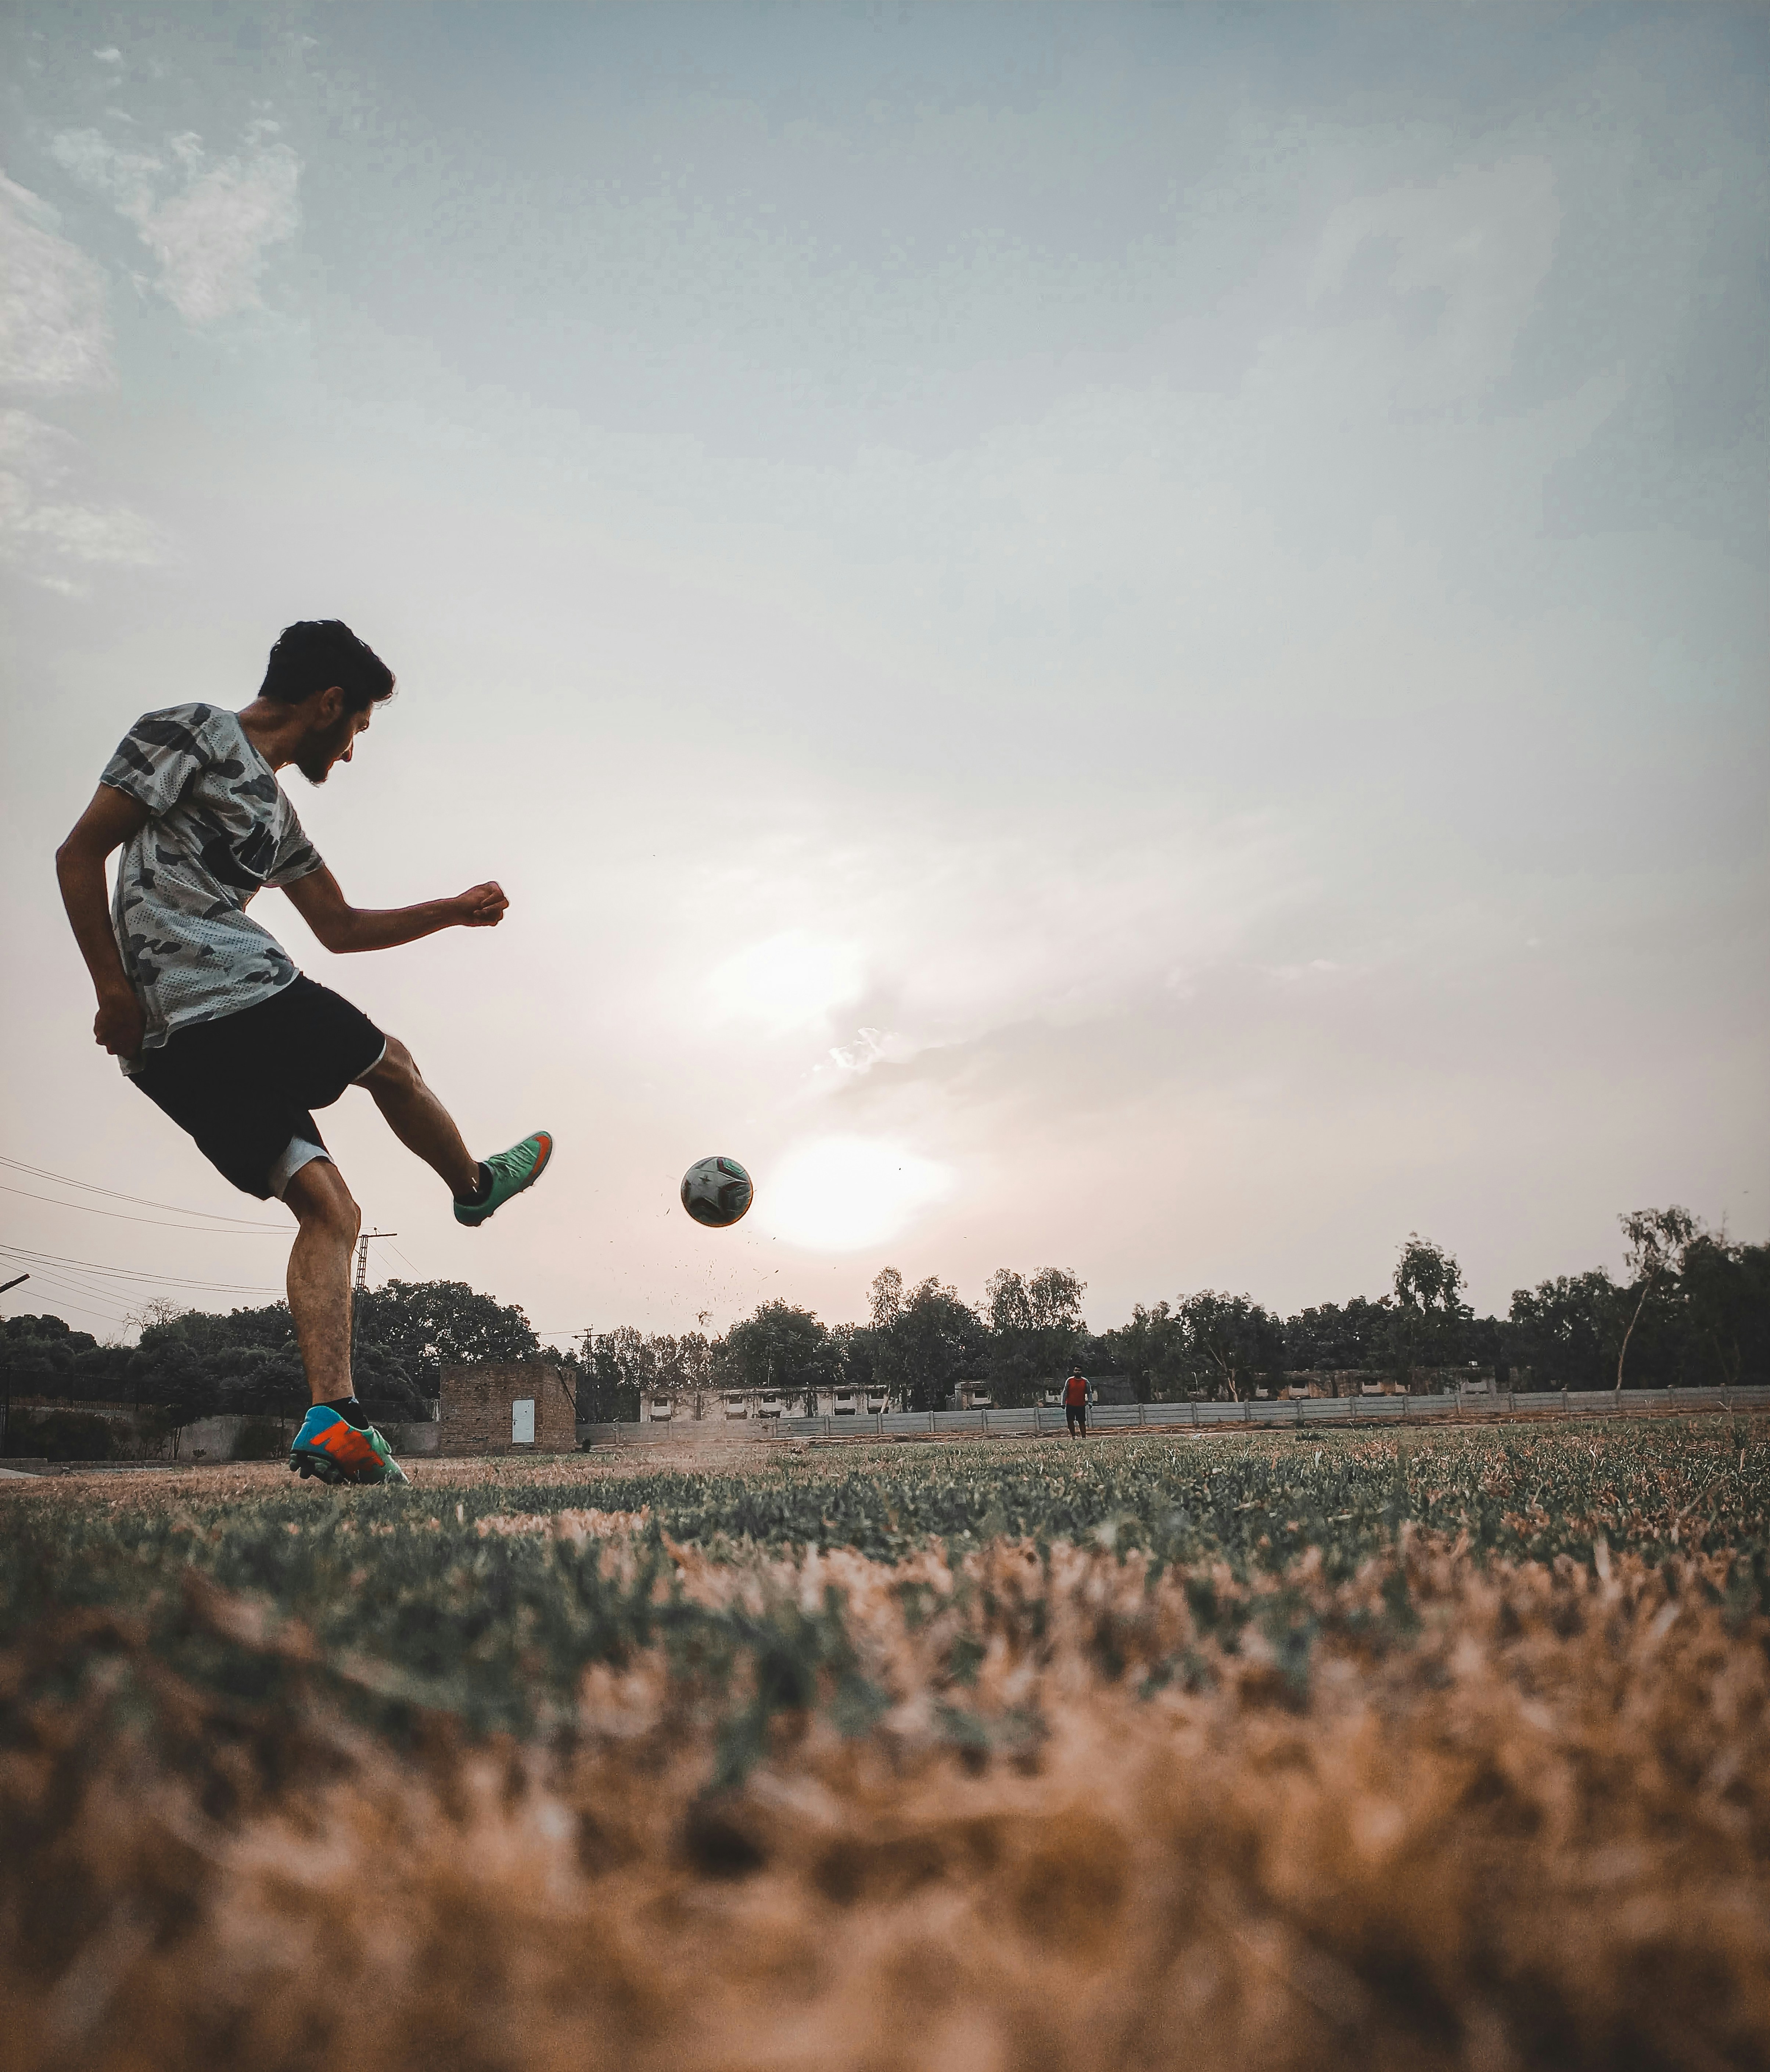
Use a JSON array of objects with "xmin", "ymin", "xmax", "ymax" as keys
[
  {"xmin": 354, "ymin": 1232, "xmax": 397, "ymax": 1292},
  {"xmin": 551, "ymin": 1330, "xmax": 590, "ymax": 1422},
  {"xmin": 349, "ymin": 1235, "xmax": 396, "ymax": 1397},
  {"xmin": 0, "ymin": 1275, "xmax": 26, "ymax": 1458}
]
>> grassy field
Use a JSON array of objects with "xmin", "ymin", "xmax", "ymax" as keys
[{"xmin": 4, "ymin": 1417, "xmax": 1767, "ymax": 2071}]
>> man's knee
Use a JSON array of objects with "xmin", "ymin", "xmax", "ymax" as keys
[
  {"xmin": 286, "ymin": 1158, "xmax": 360, "ymax": 1239},
  {"xmin": 361, "ymin": 1034, "xmax": 417, "ymax": 1094}
]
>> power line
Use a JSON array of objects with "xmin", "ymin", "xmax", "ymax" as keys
[
  {"xmin": 379, "ymin": 1237, "xmax": 424, "ymax": 1277},
  {"xmin": 3, "ymin": 1292, "xmax": 132, "ymax": 1330},
  {"xmin": 366, "ymin": 1237, "xmax": 412, "ymax": 1279},
  {"xmin": 0, "ymin": 1154, "xmax": 284, "ymax": 1227},
  {"xmin": 0, "ymin": 1262, "xmax": 136, "ymax": 1324},
  {"xmin": 0, "ymin": 1181, "xmax": 284, "ymax": 1234},
  {"xmin": 3, "ymin": 1248, "xmax": 154, "ymax": 1306},
  {"xmin": 0, "ymin": 1244, "xmax": 284, "ymax": 1297},
  {"xmin": 10, "ymin": 1261, "xmax": 139, "ymax": 1309},
  {"xmin": 21, "ymin": 1297, "xmax": 132, "ymax": 1329}
]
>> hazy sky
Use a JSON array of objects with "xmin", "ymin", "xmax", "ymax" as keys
[{"xmin": 2, "ymin": 2, "xmax": 1765, "ymax": 1352}]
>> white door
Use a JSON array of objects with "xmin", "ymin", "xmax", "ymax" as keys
[{"xmin": 511, "ymin": 1398, "xmax": 535, "ymax": 1444}]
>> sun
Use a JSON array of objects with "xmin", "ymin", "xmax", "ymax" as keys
[
  {"xmin": 707, "ymin": 932, "xmax": 863, "ymax": 1035},
  {"xmin": 758, "ymin": 1136, "xmax": 953, "ymax": 1252}
]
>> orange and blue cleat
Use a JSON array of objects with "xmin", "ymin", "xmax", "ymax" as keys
[{"xmin": 288, "ymin": 1403, "xmax": 408, "ymax": 1485}]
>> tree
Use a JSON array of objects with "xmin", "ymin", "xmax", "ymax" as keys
[
  {"xmin": 868, "ymin": 1274, "xmax": 985, "ymax": 1411},
  {"xmin": 135, "ymin": 1345, "xmax": 221, "ymax": 1458},
  {"xmin": 717, "ymin": 1302, "xmax": 835, "ymax": 1412},
  {"xmin": 1614, "ymin": 1207, "xmax": 1698, "ymax": 1391},
  {"xmin": 1176, "ymin": 1291, "xmax": 1283, "ymax": 1401},
  {"xmin": 1281, "ymin": 1297, "xmax": 1394, "ymax": 1374},
  {"xmin": 1101, "ymin": 1292, "xmax": 1284, "ymax": 1402},
  {"xmin": 826, "ymin": 1321, "xmax": 873, "ymax": 1392},
  {"xmin": 575, "ymin": 1327, "xmax": 644, "ymax": 1423},
  {"xmin": 1680, "ymin": 1236, "xmax": 1770, "ymax": 1387},
  {"xmin": 1389, "ymin": 1234, "xmax": 1473, "ymax": 1383},
  {"xmin": 645, "ymin": 1331, "xmax": 715, "ymax": 1415},
  {"xmin": 983, "ymin": 1266, "xmax": 1087, "ymax": 1404},
  {"xmin": 8, "ymin": 1407, "xmax": 119, "ymax": 1461},
  {"xmin": 354, "ymin": 1280, "xmax": 540, "ymax": 1400},
  {"xmin": 1, "ymin": 1314, "xmax": 132, "ymax": 1394},
  {"xmin": 868, "ymin": 1268, "xmax": 904, "ymax": 1332},
  {"xmin": 103, "ymin": 1281, "xmax": 540, "ymax": 1427},
  {"xmin": 1506, "ymin": 1271, "xmax": 1618, "ymax": 1390},
  {"xmin": 126, "ymin": 1297, "xmax": 187, "ymax": 1333},
  {"xmin": 1394, "ymin": 1234, "xmax": 1466, "ymax": 1312},
  {"xmin": 130, "ymin": 1304, "xmax": 307, "ymax": 1421},
  {"xmin": 3, "ymin": 1314, "xmax": 86, "ymax": 1366},
  {"xmin": 1104, "ymin": 1301, "xmax": 1186, "ymax": 1401}
]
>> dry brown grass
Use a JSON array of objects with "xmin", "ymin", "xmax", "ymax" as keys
[{"xmin": 4, "ymin": 1462, "xmax": 1767, "ymax": 2072}]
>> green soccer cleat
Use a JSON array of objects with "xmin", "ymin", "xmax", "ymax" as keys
[
  {"xmin": 454, "ymin": 1130, "xmax": 554, "ymax": 1227},
  {"xmin": 358, "ymin": 1423, "xmax": 409, "ymax": 1485}
]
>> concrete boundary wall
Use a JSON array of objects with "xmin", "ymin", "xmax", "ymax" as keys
[
  {"xmin": 0, "ymin": 1410, "xmax": 441, "ymax": 1467},
  {"xmin": 581, "ymin": 1384, "xmax": 1770, "ymax": 1449},
  {"xmin": 10, "ymin": 1388, "xmax": 1760, "ymax": 1474}
]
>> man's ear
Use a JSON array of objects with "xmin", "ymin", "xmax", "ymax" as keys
[{"xmin": 314, "ymin": 683, "xmax": 347, "ymax": 727}]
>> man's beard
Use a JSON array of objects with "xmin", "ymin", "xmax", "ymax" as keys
[{"xmin": 295, "ymin": 713, "xmax": 356, "ymax": 784}]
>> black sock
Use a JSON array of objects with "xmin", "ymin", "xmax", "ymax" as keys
[
  {"xmin": 460, "ymin": 1161, "xmax": 493, "ymax": 1206},
  {"xmin": 325, "ymin": 1396, "xmax": 370, "ymax": 1429}
]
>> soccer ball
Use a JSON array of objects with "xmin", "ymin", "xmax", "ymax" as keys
[{"xmin": 681, "ymin": 1155, "xmax": 754, "ymax": 1228}]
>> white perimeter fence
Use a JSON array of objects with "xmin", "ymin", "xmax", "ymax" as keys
[{"xmin": 583, "ymin": 1383, "xmax": 1770, "ymax": 1448}]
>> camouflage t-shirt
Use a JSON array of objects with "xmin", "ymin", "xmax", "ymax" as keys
[{"xmin": 101, "ymin": 703, "xmax": 324, "ymax": 1071}]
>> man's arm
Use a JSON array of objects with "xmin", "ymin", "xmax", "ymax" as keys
[
  {"xmin": 281, "ymin": 866, "xmax": 509, "ymax": 954},
  {"xmin": 56, "ymin": 785, "xmax": 152, "ymax": 1060}
]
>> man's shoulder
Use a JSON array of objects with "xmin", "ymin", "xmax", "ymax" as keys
[
  {"xmin": 118, "ymin": 702, "xmax": 235, "ymax": 754},
  {"xmin": 123, "ymin": 704, "xmax": 230, "ymax": 746},
  {"xmin": 105, "ymin": 704, "xmax": 270, "ymax": 816}
]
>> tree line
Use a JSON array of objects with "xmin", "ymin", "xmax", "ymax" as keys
[
  {"xmin": 572, "ymin": 1213, "xmax": 1767, "ymax": 1418},
  {"xmin": 3, "ymin": 1204, "xmax": 1764, "ymax": 1445},
  {"xmin": 0, "ymin": 1278, "xmax": 540, "ymax": 1445}
]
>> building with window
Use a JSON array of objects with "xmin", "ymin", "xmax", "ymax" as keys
[
  {"xmin": 631, "ymin": 1383, "xmax": 902, "ymax": 1424},
  {"xmin": 1277, "ymin": 1369, "xmax": 1497, "ymax": 1399}
]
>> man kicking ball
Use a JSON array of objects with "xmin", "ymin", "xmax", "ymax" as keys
[{"xmin": 55, "ymin": 619, "xmax": 552, "ymax": 1484}]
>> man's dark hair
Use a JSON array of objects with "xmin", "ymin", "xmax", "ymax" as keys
[{"xmin": 259, "ymin": 620, "xmax": 396, "ymax": 713}]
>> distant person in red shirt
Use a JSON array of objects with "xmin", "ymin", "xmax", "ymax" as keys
[{"xmin": 1063, "ymin": 1370, "xmax": 1089, "ymax": 1437}]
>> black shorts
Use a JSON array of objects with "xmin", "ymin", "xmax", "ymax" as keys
[{"xmin": 132, "ymin": 975, "xmax": 386, "ymax": 1200}]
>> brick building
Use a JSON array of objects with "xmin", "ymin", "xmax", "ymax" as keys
[{"xmin": 438, "ymin": 1361, "xmax": 578, "ymax": 1455}]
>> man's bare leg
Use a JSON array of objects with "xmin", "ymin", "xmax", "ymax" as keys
[
  {"xmin": 358, "ymin": 1036, "xmax": 479, "ymax": 1199},
  {"xmin": 284, "ymin": 1159, "xmax": 407, "ymax": 1484},
  {"xmin": 284, "ymin": 1158, "xmax": 359, "ymax": 1406}
]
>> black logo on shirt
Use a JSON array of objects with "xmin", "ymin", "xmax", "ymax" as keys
[{"xmin": 199, "ymin": 823, "xmax": 279, "ymax": 892}]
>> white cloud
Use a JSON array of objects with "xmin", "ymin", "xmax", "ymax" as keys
[
  {"xmin": 0, "ymin": 177, "xmax": 162, "ymax": 588},
  {"xmin": 0, "ymin": 174, "xmax": 114, "ymax": 392},
  {"xmin": 659, "ymin": 803, "xmax": 1304, "ymax": 1140},
  {"xmin": 707, "ymin": 930, "xmax": 865, "ymax": 1034},
  {"xmin": 51, "ymin": 125, "xmax": 300, "ymax": 326},
  {"xmin": 0, "ymin": 408, "xmax": 170, "ymax": 590},
  {"xmin": 829, "ymin": 1027, "xmax": 907, "ymax": 1075},
  {"xmin": 1310, "ymin": 158, "xmax": 1562, "ymax": 408}
]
